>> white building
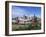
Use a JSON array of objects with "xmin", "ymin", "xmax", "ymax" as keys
[{"xmin": 14, "ymin": 16, "xmax": 32, "ymax": 24}]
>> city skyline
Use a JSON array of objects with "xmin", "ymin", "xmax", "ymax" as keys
[{"xmin": 12, "ymin": 6, "xmax": 41, "ymax": 18}]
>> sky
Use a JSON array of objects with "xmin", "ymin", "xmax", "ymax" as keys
[{"xmin": 12, "ymin": 6, "xmax": 41, "ymax": 18}]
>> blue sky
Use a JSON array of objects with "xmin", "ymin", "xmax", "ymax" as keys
[{"xmin": 12, "ymin": 6, "xmax": 41, "ymax": 18}]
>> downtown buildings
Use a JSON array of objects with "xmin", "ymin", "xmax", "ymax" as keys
[{"xmin": 12, "ymin": 14, "xmax": 41, "ymax": 25}]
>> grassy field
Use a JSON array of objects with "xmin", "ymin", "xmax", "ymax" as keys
[{"xmin": 12, "ymin": 23, "xmax": 41, "ymax": 31}]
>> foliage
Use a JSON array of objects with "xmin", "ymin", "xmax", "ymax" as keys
[{"xmin": 12, "ymin": 22, "xmax": 41, "ymax": 31}]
